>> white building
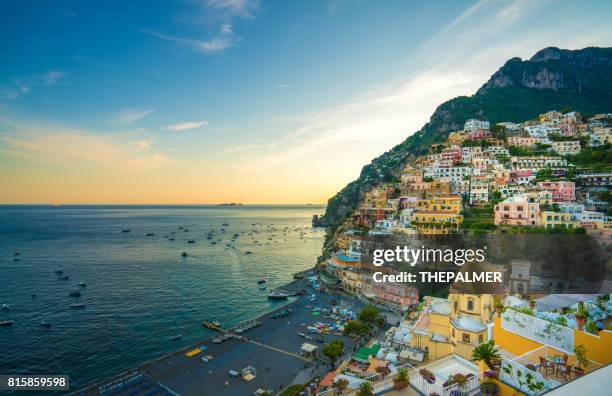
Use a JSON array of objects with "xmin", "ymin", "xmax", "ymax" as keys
[
  {"xmin": 423, "ymin": 166, "xmax": 473, "ymax": 182},
  {"xmin": 552, "ymin": 140, "xmax": 581, "ymax": 155},
  {"xmin": 486, "ymin": 146, "xmax": 510, "ymax": 157},
  {"xmin": 464, "ymin": 119, "xmax": 490, "ymax": 132},
  {"xmin": 510, "ymin": 156, "xmax": 567, "ymax": 171}
]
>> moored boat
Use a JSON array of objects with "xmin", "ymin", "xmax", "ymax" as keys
[
  {"xmin": 169, "ymin": 334, "xmax": 182, "ymax": 341},
  {"xmin": 267, "ymin": 291, "xmax": 289, "ymax": 300},
  {"xmin": 69, "ymin": 303, "xmax": 85, "ymax": 309},
  {"xmin": 0, "ymin": 320, "xmax": 13, "ymax": 326}
]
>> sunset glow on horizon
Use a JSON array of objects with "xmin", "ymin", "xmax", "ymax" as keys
[{"xmin": 1, "ymin": 0, "xmax": 611, "ymax": 204}]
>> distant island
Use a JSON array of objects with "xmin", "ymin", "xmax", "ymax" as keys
[{"xmin": 216, "ymin": 202, "xmax": 243, "ymax": 206}]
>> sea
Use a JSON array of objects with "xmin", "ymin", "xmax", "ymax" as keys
[{"xmin": 0, "ymin": 205, "xmax": 325, "ymax": 390}]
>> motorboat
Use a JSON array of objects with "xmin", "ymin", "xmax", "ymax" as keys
[
  {"xmin": 257, "ymin": 279, "xmax": 266, "ymax": 284},
  {"xmin": 181, "ymin": 252, "xmax": 188, "ymax": 257},
  {"xmin": 267, "ymin": 291, "xmax": 290, "ymax": 300},
  {"xmin": 58, "ymin": 275, "xmax": 69, "ymax": 280},
  {"xmin": 0, "ymin": 320, "xmax": 13, "ymax": 326},
  {"xmin": 40, "ymin": 321, "xmax": 51, "ymax": 328},
  {"xmin": 169, "ymin": 334, "xmax": 182, "ymax": 341},
  {"xmin": 1, "ymin": 304, "xmax": 10, "ymax": 311},
  {"xmin": 78, "ymin": 281, "xmax": 86, "ymax": 287},
  {"xmin": 69, "ymin": 303, "xmax": 85, "ymax": 309}
]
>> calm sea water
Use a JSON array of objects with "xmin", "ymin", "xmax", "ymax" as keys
[{"xmin": 0, "ymin": 205, "xmax": 325, "ymax": 389}]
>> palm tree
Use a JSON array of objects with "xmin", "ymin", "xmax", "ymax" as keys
[{"xmin": 472, "ymin": 340, "xmax": 501, "ymax": 370}]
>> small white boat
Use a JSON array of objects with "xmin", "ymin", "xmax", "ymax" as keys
[
  {"xmin": 267, "ymin": 291, "xmax": 290, "ymax": 300},
  {"xmin": 169, "ymin": 334, "xmax": 182, "ymax": 341},
  {"xmin": 1, "ymin": 304, "xmax": 10, "ymax": 311},
  {"xmin": 78, "ymin": 281, "xmax": 86, "ymax": 287}
]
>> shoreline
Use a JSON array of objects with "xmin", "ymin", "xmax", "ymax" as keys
[{"xmin": 71, "ymin": 268, "xmax": 321, "ymax": 395}]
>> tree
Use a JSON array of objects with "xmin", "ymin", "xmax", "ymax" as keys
[
  {"xmin": 358, "ymin": 305, "xmax": 379, "ymax": 324},
  {"xmin": 472, "ymin": 340, "xmax": 501, "ymax": 370},
  {"xmin": 322, "ymin": 340, "xmax": 344, "ymax": 367},
  {"xmin": 344, "ymin": 320, "xmax": 369, "ymax": 337},
  {"xmin": 357, "ymin": 381, "xmax": 373, "ymax": 396},
  {"xmin": 334, "ymin": 378, "xmax": 349, "ymax": 393}
]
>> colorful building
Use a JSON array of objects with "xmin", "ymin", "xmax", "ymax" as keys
[{"xmin": 494, "ymin": 194, "xmax": 540, "ymax": 226}]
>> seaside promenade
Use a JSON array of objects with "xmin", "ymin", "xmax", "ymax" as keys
[{"xmin": 73, "ymin": 275, "xmax": 363, "ymax": 396}]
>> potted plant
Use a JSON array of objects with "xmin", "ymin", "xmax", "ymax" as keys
[
  {"xmin": 575, "ymin": 303, "xmax": 588, "ymax": 329},
  {"xmin": 481, "ymin": 380, "xmax": 500, "ymax": 396},
  {"xmin": 419, "ymin": 368, "xmax": 436, "ymax": 384},
  {"xmin": 375, "ymin": 366, "xmax": 391, "ymax": 378},
  {"xmin": 394, "ymin": 368, "xmax": 408, "ymax": 390},
  {"xmin": 334, "ymin": 378, "xmax": 349, "ymax": 394},
  {"xmin": 357, "ymin": 381, "xmax": 373, "ymax": 396},
  {"xmin": 585, "ymin": 320, "xmax": 599, "ymax": 335},
  {"xmin": 472, "ymin": 340, "xmax": 501, "ymax": 370},
  {"xmin": 573, "ymin": 344, "xmax": 590, "ymax": 376}
]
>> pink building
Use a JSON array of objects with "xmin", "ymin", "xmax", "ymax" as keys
[
  {"xmin": 440, "ymin": 146, "xmax": 462, "ymax": 167},
  {"xmin": 468, "ymin": 128, "xmax": 492, "ymax": 141},
  {"xmin": 509, "ymin": 170, "xmax": 534, "ymax": 184},
  {"xmin": 536, "ymin": 181, "xmax": 575, "ymax": 202},
  {"xmin": 371, "ymin": 282, "xmax": 419, "ymax": 308},
  {"xmin": 559, "ymin": 123, "xmax": 577, "ymax": 136},
  {"xmin": 494, "ymin": 194, "xmax": 540, "ymax": 226}
]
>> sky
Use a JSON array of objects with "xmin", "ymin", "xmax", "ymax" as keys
[{"xmin": 0, "ymin": 0, "xmax": 611, "ymax": 204}]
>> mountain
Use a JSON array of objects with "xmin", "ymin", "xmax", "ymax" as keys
[{"xmin": 321, "ymin": 46, "xmax": 612, "ymax": 237}]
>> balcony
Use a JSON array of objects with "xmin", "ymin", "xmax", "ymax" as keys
[
  {"xmin": 317, "ymin": 354, "xmax": 480, "ymax": 396},
  {"xmin": 499, "ymin": 345, "xmax": 604, "ymax": 395}
]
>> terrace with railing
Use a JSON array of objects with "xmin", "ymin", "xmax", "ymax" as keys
[
  {"xmin": 316, "ymin": 354, "xmax": 480, "ymax": 396},
  {"xmin": 499, "ymin": 344, "xmax": 604, "ymax": 396},
  {"xmin": 501, "ymin": 309, "xmax": 574, "ymax": 353}
]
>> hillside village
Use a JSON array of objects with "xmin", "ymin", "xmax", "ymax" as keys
[
  {"xmin": 310, "ymin": 110, "xmax": 612, "ymax": 396},
  {"xmin": 326, "ymin": 109, "xmax": 611, "ymax": 247}
]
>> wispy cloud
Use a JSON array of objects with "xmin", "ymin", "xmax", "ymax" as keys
[
  {"xmin": 144, "ymin": 0, "xmax": 259, "ymax": 55},
  {"xmin": 166, "ymin": 120, "xmax": 209, "ymax": 131},
  {"xmin": 112, "ymin": 109, "xmax": 154, "ymax": 125},
  {"xmin": 206, "ymin": 0, "xmax": 260, "ymax": 19},
  {"xmin": 43, "ymin": 70, "xmax": 68, "ymax": 85},
  {"xmin": 143, "ymin": 30, "xmax": 234, "ymax": 53},
  {"xmin": 1, "ymin": 121, "xmax": 173, "ymax": 170},
  {"xmin": 0, "ymin": 69, "xmax": 67, "ymax": 100},
  {"xmin": 0, "ymin": 81, "xmax": 30, "ymax": 100}
]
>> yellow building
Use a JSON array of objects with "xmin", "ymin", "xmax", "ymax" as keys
[
  {"xmin": 449, "ymin": 293, "xmax": 495, "ymax": 359},
  {"xmin": 540, "ymin": 211, "xmax": 579, "ymax": 229},
  {"xmin": 448, "ymin": 131, "xmax": 467, "ymax": 145},
  {"xmin": 416, "ymin": 196, "xmax": 463, "ymax": 214},
  {"xmin": 410, "ymin": 294, "xmax": 496, "ymax": 362},
  {"xmin": 411, "ymin": 210, "xmax": 463, "ymax": 234},
  {"xmin": 340, "ymin": 268, "xmax": 365, "ymax": 294}
]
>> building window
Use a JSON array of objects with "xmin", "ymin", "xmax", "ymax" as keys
[
  {"xmin": 462, "ymin": 333, "xmax": 470, "ymax": 343},
  {"xmin": 479, "ymin": 334, "xmax": 484, "ymax": 343},
  {"xmin": 467, "ymin": 299, "xmax": 474, "ymax": 311}
]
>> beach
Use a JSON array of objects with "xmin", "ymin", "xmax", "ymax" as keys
[{"xmin": 74, "ymin": 275, "xmax": 364, "ymax": 395}]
